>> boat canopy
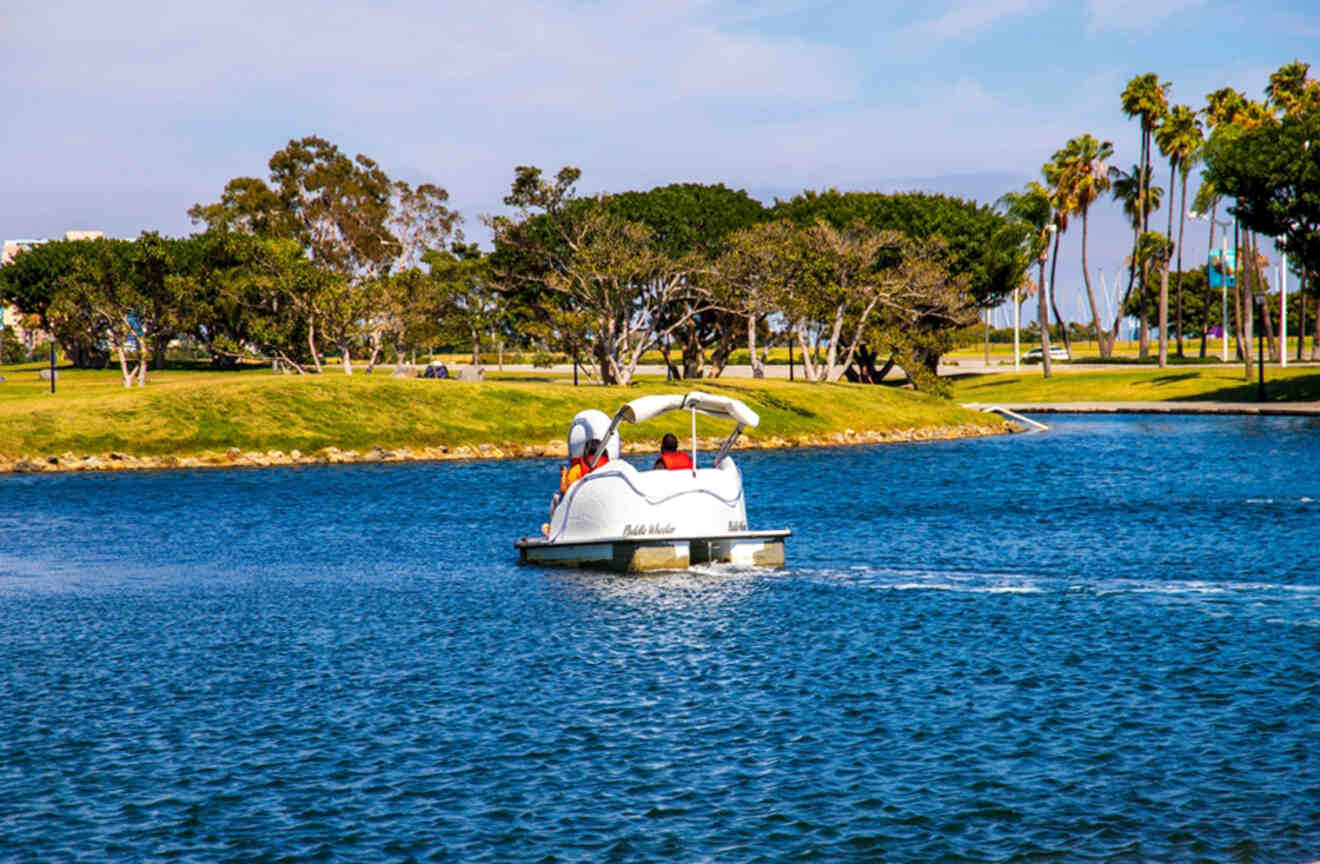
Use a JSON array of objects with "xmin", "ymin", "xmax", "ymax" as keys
[{"xmin": 619, "ymin": 391, "xmax": 759, "ymax": 428}]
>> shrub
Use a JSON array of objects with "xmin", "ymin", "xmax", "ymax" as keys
[{"xmin": 1, "ymin": 328, "xmax": 29, "ymax": 364}]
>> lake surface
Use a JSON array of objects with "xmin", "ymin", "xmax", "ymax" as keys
[{"xmin": 2, "ymin": 414, "xmax": 1318, "ymax": 863}]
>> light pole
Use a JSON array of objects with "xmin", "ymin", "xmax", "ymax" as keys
[{"xmin": 1189, "ymin": 210, "xmax": 1233, "ymax": 362}]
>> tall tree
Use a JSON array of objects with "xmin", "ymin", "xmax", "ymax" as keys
[
  {"xmin": 190, "ymin": 137, "xmax": 462, "ymax": 369},
  {"xmin": 1041, "ymin": 155, "xmax": 1073, "ymax": 360},
  {"xmin": 769, "ymin": 189, "xmax": 1029, "ymax": 377},
  {"xmin": 1110, "ymin": 165, "xmax": 1164, "ymax": 357},
  {"xmin": 1265, "ymin": 60, "xmax": 1320, "ymax": 360},
  {"xmin": 1121, "ymin": 74, "xmax": 1171, "ymax": 357},
  {"xmin": 712, "ymin": 221, "xmax": 804, "ymax": 380},
  {"xmin": 1154, "ymin": 104, "xmax": 1203, "ymax": 364},
  {"xmin": 1053, "ymin": 135, "xmax": 1115, "ymax": 355},
  {"xmin": 606, "ymin": 183, "xmax": 765, "ymax": 378},
  {"xmin": 1205, "ymin": 96, "xmax": 1320, "ymax": 361},
  {"xmin": 997, "ymin": 182, "xmax": 1054, "ymax": 376}
]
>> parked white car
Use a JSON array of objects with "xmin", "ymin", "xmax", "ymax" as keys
[{"xmin": 1022, "ymin": 346, "xmax": 1070, "ymax": 363}]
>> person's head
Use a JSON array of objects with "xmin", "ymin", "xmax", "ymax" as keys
[
  {"xmin": 585, "ymin": 438, "xmax": 600, "ymax": 458},
  {"xmin": 661, "ymin": 433, "xmax": 679, "ymax": 453}
]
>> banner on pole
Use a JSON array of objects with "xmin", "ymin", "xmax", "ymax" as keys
[{"xmin": 1208, "ymin": 250, "xmax": 1236, "ymax": 288}]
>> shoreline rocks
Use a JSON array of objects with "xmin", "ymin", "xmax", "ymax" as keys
[{"xmin": 0, "ymin": 420, "xmax": 1018, "ymax": 476}]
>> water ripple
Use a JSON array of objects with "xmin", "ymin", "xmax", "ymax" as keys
[{"xmin": 2, "ymin": 415, "xmax": 1319, "ymax": 861}]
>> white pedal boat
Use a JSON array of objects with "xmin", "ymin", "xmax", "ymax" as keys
[{"xmin": 515, "ymin": 391, "xmax": 790, "ymax": 572}]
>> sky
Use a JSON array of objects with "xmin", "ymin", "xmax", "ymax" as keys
[{"xmin": 3, "ymin": 0, "xmax": 1317, "ymax": 324}]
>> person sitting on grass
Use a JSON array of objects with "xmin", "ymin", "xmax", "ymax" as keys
[
  {"xmin": 560, "ymin": 438, "xmax": 608, "ymax": 494},
  {"xmin": 652, "ymin": 432, "xmax": 694, "ymax": 470}
]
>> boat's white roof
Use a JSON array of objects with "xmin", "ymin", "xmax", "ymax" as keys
[{"xmin": 619, "ymin": 391, "xmax": 759, "ymax": 428}]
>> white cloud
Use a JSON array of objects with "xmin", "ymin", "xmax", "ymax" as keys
[
  {"xmin": 919, "ymin": 0, "xmax": 1044, "ymax": 40},
  {"xmin": 1085, "ymin": 0, "xmax": 1206, "ymax": 31}
]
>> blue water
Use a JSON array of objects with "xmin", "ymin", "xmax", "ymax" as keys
[{"xmin": 2, "ymin": 414, "xmax": 1318, "ymax": 863}]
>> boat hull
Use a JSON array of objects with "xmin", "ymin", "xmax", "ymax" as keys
[{"xmin": 515, "ymin": 530, "xmax": 790, "ymax": 573}]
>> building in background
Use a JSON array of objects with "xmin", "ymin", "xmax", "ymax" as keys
[{"xmin": 2, "ymin": 230, "xmax": 105, "ymax": 353}]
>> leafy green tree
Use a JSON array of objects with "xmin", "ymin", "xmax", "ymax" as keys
[
  {"xmin": 768, "ymin": 190, "xmax": 1028, "ymax": 376},
  {"xmin": 607, "ymin": 183, "xmax": 764, "ymax": 378},
  {"xmin": 0, "ymin": 239, "xmax": 109, "ymax": 367},
  {"xmin": 489, "ymin": 167, "xmax": 727, "ymax": 385},
  {"xmin": 191, "ymin": 137, "xmax": 462, "ymax": 368},
  {"xmin": 48, "ymin": 238, "xmax": 152, "ymax": 386},
  {"xmin": 712, "ymin": 221, "xmax": 805, "ymax": 379},
  {"xmin": 1204, "ymin": 101, "xmax": 1320, "ymax": 355},
  {"xmin": 425, "ymin": 243, "xmax": 500, "ymax": 366}
]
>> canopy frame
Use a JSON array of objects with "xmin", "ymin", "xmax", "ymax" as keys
[{"xmin": 587, "ymin": 391, "xmax": 758, "ymax": 470}]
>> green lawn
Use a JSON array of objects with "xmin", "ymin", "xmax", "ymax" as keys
[
  {"xmin": 950, "ymin": 365, "xmax": 1320, "ymax": 403},
  {"xmin": 0, "ymin": 362, "xmax": 1002, "ymax": 461}
]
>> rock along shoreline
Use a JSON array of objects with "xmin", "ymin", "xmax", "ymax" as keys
[{"xmin": 0, "ymin": 420, "xmax": 1018, "ymax": 475}]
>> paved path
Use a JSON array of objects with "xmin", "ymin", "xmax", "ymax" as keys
[{"xmin": 962, "ymin": 401, "xmax": 1320, "ymax": 416}]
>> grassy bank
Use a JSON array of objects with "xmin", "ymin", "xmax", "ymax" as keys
[
  {"xmin": 0, "ymin": 364, "xmax": 1008, "ymax": 467},
  {"xmin": 950, "ymin": 365, "xmax": 1320, "ymax": 403}
]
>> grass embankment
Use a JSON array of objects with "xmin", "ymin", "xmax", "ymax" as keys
[
  {"xmin": 950, "ymin": 365, "xmax": 1320, "ymax": 403},
  {"xmin": 0, "ymin": 364, "xmax": 1009, "ymax": 470}
]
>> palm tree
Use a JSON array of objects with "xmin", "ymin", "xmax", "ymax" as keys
[
  {"xmin": 1266, "ymin": 61, "xmax": 1317, "ymax": 116},
  {"xmin": 1041, "ymin": 157, "xmax": 1074, "ymax": 359},
  {"xmin": 1121, "ymin": 74, "xmax": 1171, "ymax": 358},
  {"xmin": 1155, "ymin": 104, "xmax": 1203, "ymax": 363},
  {"xmin": 1205, "ymin": 87, "xmax": 1247, "ymax": 128},
  {"xmin": 1052, "ymin": 134, "xmax": 1115, "ymax": 355},
  {"xmin": 1110, "ymin": 164, "xmax": 1163, "ymax": 353},
  {"xmin": 998, "ymin": 181, "xmax": 1055, "ymax": 377}
]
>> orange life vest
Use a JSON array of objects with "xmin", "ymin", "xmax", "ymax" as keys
[{"xmin": 659, "ymin": 450, "xmax": 694, "ymax": 470}]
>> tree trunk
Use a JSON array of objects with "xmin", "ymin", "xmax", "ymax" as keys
[
  {"xmin": 115, "ymin": 341, "xmax": 136, "ymax": 388},
  {"xmin": 1080, "ymin": 208, "xmax": 1107, "ymax": 357},
  {"xmin": 308, "ymin": 319, "xmax": 323, "ymax": 374},
  {"xmin": 795, "ymin": 321, "xmax": 821, "ymax": 382},
  {"xmin": 876, "ymin": 353, "xmax": 897, "ymax": 382},
  {"xmin": 1175, "ymin": 168, "xmax": 1189, "ymax": 357},
  {"xmin": 1047, "ymin": 229, "xmax": 1070, "ymax": 356},
  {"xmin": 340, "ymin": 341, "xmax": 353, "ymax": 375},
  {"xmin": 471, "ymin": 328, "xmax": 480, "ymax": 366},
  {"xmin": 1312, "ymin": 290, "xmax": 1320, "ymax": 361},
  {"xmin": 1039, "ymin": 252, "xmax": 1053, "ymax": 379},
  {"xmin": 1157, "ymin": 262, "xmax": 1169, "ymax": 368},
  {"xmin": 1138, "ymin": 259, "xmax": 1150, "ymax": 359},
  {"xmin": 1296, "ymin": 266, "xmax": 1307, "ymax": 361},
  {"xmin": 682, "ymin": 325, "xmax": 703, "ymax": 380},
  {"xmin": 1117, "ymin": 221, "xmax": 1139, "ymax": 356},
  {"xmin": 1235, "ymin": 258, "xmax": 1252, "ymax": 381},
  {"xmin": 364, "ymin": 333, "xmax": 383, "ymax": 374},
  {"xmin": 747, "ymin": 315, "xmax": 764, "ymax": 379},
  {"xmin": 1159, "ymin": 158, "xmax": 1175, "ymax": 367}
]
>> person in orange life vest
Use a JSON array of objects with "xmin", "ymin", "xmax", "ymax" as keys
[
  {"xmin": 560, "ymin": 438, "xmax": 609, "ymax": 493},
  {"xmin": 652, "ymin": 432, "xmax": 694, "ymax": 470}
]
